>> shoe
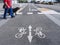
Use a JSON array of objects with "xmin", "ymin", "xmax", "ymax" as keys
[{"xmin": 11, "ymin": 16, "xmax": 15, "ymax": 18}]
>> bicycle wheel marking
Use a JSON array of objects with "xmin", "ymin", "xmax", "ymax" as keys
[{"xmin": 15, "ymin": 27, "xmax": 27, "ymax": 38}]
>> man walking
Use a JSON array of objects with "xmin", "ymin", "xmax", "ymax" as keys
[{"xmin": 3, "ymin": 0, "xmax": 15, "ymax": 19}]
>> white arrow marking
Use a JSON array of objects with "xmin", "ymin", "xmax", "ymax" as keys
[{"xmin": 27, "ymin": 25, "xmax": 33, "ymax": 43}]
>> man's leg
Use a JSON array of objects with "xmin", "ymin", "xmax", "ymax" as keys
[
  {"xmin": 3, "ymin": 8, "xmax": 8, "ymax": 19},
  {"xmin": 9, "ymin": 7, "xmax": 15, "ymax": 18}
]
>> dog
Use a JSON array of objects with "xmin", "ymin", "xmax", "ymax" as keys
[{"xmin": 8, "ymin": 7, "xmax": 20, "ymax": 15}]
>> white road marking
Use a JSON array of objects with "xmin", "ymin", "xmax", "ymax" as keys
[
  {"xmin": 34, "ymin": 27, "xmax": 46, "ymax": 38},
  {"xmin": 42, "ymin": 10, "xmax": 60, "ymax": 14},
  {"xmin": 27, "ymin": 25, "xmax": 33, "ymax": 43},
  {"xmin": 37, "ymin": 12, "xmax": 44, "ymax": 14},
  {"xmin": 16, "ymin": 12, "xmax": 22, "ymax": 15},
  {"xmin": 15, "ymin": 27, "xmax": 27, "ymax": 38},
  {"xmin": 16, "ymin": 12, "xmax": 45, "ymax": 15},
  {"xmin": 44, "ymin": 13, "xmax": 60, "ymax": 26},
  {"xmin": 27, "ymin": 12, "xmax": 33, "ymax": 14}
]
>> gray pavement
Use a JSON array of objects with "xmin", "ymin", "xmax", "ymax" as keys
[{"xmin": 0, "ymin": 3, "xmax": 60, "ymax": 45}]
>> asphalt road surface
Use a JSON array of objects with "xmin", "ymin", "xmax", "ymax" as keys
[{"xmin": 0, "ymin": 3, "xmax": 60, "ymax": 45}]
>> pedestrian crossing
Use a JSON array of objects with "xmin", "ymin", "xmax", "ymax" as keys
[
  {"xmin": 0, "ymin": 12, "xmax": 43, "ymax": 15},
  {"xmin": 16, "ymin": 11, "xmax": 60, "ymax": 15},
  {"xmin": 16, "ymin": 12, "xmax": 44, "ymax": 15},
  {"xmin": 1, "ymin": 10, "xmax": 60, "ymax": 15},
  {"xmin": 0, "ymin": 7, "xmax": 60, "ymax": 28},
  {"xmin": 16, "ymin": 7, "xmax": 60, "ymax": 15}
]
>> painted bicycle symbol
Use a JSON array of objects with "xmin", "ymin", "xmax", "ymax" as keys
[
  {"xmin": 15, "ymin": 27, "xmax": 27, "ymax": 38},
  {"xmin": 34, "ymin": 27, "xmax": 46, "ymax": 38},
  {"xmin": 15, "ymin": 25, "xmax": 46, "ymax": 43}
]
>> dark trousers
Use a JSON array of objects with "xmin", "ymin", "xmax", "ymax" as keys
[{"xmin": 4, "ymin": 7, "xmax": 14, "ymax": 18}]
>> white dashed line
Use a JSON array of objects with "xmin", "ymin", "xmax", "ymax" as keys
[
  {"xmin": 16, "ymin": 12, "xmax": 22, "ymax": 15},
  {"xmin": 27, "ymin": 12, "xmax": 33, "ymax": 14},
  {"xmin": 37, "ymin": 12, "xmax": 44, "ymax": 14}
]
